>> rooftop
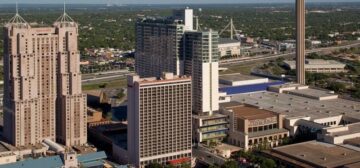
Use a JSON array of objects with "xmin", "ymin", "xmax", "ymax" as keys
[
  {"xmin": 284, "ymin": 59, "xmax": 346, "ymax": 69},
  {"xmin": 230, "ymin": 106, "xmax": 276, "ymax": 120},
  {"xmin": 345, "ymin": 137, "xmax": 360, "ymax": 147},
  {"xmin": 219, "ymin": 38, "xmax": 240, "ymax": 45},
  {"xmin": 129, "ymin": 73, "xmax": 191, "ymax": 86},
  {"xmin": 270, "ymin": 141, "xmax": 360, "ymax": 168},
  {"xmin": 327, "ymin": 123, "xmax": 360, "ymax": 137},
  {"xmin": 0, "ymin": 156, "xmax": 64, "ymax": 168},
  {"xmin": 219, "ymin": 101, "xmax": 244, "ymax": 109},
  {"xmin": 219, "ymin": 74, "xmax": 266, "ymax": 82},
  {"xmin": 286, "ymin": 88, "xmax": 338, "ymax": 100},
  {"xmin": 232, "ymin": 91, "xmax": 360, "ymax": 120}
]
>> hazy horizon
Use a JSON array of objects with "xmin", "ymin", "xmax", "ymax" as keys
[{"xmin": 1, "ymin": 0, "xmax": 360, "ymax": 4}]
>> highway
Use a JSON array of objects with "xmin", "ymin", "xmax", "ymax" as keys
[
  {"xmin": 220, "ymin": 41, "xmax": 360, "ymax": 65},
  {"xmin": 0, "ymin": 70, "xmax": 133, "ymax": 97},
  {"xmin": 82, "ymin": 69, "xmax": 133, "ymax": 84}
]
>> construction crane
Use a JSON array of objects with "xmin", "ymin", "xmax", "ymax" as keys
[{"xmin": 219, "ymin": 18, "xmax": 240, "ymax": 39}]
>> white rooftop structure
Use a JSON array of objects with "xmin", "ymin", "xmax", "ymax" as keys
[
  {"xmin": 284, "ymin": 59, "xmax": 347, "ymax": 73},
  {"xmin": 6, "ymin": 2, "xmax": 30, "ymax": 28},
  {"xmin": 232, "ymin": 91, "xmax": 360, "ymax": 120},
  {"xmin": 219, "ymin": 73, "xmax": 269, "ymax": 86}
]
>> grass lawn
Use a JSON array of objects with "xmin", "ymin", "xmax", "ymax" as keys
[
  {"xmin": 82, "ymin": 79, "xmax": 127, "ymax": 91},
  {"xmin": 220, "ymin": 62, "xmax": 264, "ymax": 75}
]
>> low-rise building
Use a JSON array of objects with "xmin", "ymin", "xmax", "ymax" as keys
[
  {"xmin": 219, "ymin": 74, "xmax": 269, "ymax": 87},
  {"xmin": 192, "ymin": 113, "xmax": 229, "ymax": 144},
  {"xmin": 220, "ymin": 102, "xmax": 289, "ymax": 151},
  {"xmin": 218, "ymin": 38, "xmax": 241, "ymax": 57},
  {"xmin": 87, "ymin": 108, "xmax": 103, "ymax": 123},
  {"xmin": 263, "ymin": 141, "xmax": 360, "ymax": 168},
  {"xmin": 0, "ymin": 151, "xmax": 108, "ymax": 168},
  {"xmin": 284, "ymin": 59, "xmax": 347, "ymax": 73},
  {"xmin": 233, "ymin": 85, "xmax": 360, "ymax": 138},
  {"xmin": 319, "ymin": 122, "xmax": 360, "ymax": 145}
]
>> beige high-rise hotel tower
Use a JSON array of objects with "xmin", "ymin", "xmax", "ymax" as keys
[{"xmin": 3, "ymin": 6, "xmax": 87, "ymax": 147}]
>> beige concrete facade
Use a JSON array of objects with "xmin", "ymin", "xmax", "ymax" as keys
[
  {"xmin": 296, "ymin": 0, "xmax": 306, "ymax": 85},
  {"xmin": 3, "ymin": 12, "xmax": 86, "ymax": 147},
  {"xmin": 220, "ymin": 103, "xmax": 289, "ymax": 151},
  {"xmin": 127, "ymin": 73, "xmax": 192, "ymax": 167},
  {"xmin": 218, "ymin": 38, "xmax": 241, "ymax": 57},
  {"xmin": 284, "ymin": 59, "xmax": 347, "ymax": 73}
]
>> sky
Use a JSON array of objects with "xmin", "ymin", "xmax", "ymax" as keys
[{"xmin": 0, "ymin": 0, "xmax": 360, "ymax": 4}]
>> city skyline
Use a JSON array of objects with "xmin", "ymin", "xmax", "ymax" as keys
[
  {"xmin": 1, "ymin": 0, "xmax": 360, "ymax": 167},
  {"xmin": 1, "ymin": 0, "xmax": 360, "ymax": 4}
]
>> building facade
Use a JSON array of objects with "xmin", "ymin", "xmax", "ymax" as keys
[
  {"xmin": 135, "ymin": 11, "xmax": 193, "ymax": 78},
  {"xmin": 127, "ymin": 73, "xmax": 192, "ymax": 167},
  {"xmin": 220, "ymin": 102, "xmax": 289, "ymax": 151},
  {"xmin": 184, "ymin": 30, "xmax": 227, "ymax": 144},
  {"xmin": 218, "ymin": 38, "xmax": 241, "ymax": 58},
  {"xmin": 3, "ymin": 11, "xmax": 87, "ymax": 147},
  {"xmin": 184, "ymin": 30, "xmax": 220, "ymax": 115},
  {"xmin": 284, "ymin": 59, "xmax": 347, "ymax": 73},
  {"xmin": 296, "ymin": 0, "xmax": 306, "ymax": 84}
]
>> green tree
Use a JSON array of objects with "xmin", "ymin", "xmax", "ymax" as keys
[
  {"xmin": 260, "ymin": 158, "xmax": 277, "ymax": 168},
  {"xmin": 327, "ymin": 82, "xmax": 346, "ymax": 92},
  {"xmin": 221, "ymin": 160, "xmax": 238, "ymax": 168}
]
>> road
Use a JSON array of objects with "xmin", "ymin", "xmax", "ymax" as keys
[
  {"xmin": 192, "ymin": 147, "xmax": 227, "ymax": 166},
  {"xmin": 0, "ymin": 70, "xmax": 133, "ymax": 97},
  {"xmin": 220, "ymin": 41, "xmax": 360, "ymax": 65},
  {"xmin": 82, "ymin": 69, "xmax": 133, "ymax": 84}
]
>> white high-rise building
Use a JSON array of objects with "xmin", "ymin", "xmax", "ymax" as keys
[
  {"xmin": 173, "ymin": 8, "xmax": 194, "ymax": 31},
  {"xmin": 184, "ymin": 30, "xmax": 228, "ymax": 144},
  {"xmin": 184, "ymin": 30, "xmax": 219, "ymax": 115}
]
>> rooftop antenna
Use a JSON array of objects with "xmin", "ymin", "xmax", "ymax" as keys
[
  {"xmin": 16, "ymin": 0, "xmax": 18, "ymax": 15},
  {"xmin": 64, "ymin": 0, "xmax": 66, "ymax": 15},
  {"xmin": 8, "ymin": 0, "xmax": 28, "ymax": 25},
  {"xmin": 55, "ymin": 0, "xmax": 74, "ymax": 23}
]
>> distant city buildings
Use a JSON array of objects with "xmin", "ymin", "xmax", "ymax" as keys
[
  {"xmin": 218, "ymin": 38, "xmax": 241, "ymax": 57},
  {"xmin": 3, "ymin": 8, "xmax": 87, "ymax": 147},
  {"xmin": 127, "ymin": 73, "xmax": 192, "ymax": 167},
  {"xmin": 284, "ymin": 59, "xmax": 347, "ymax": 73}
]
